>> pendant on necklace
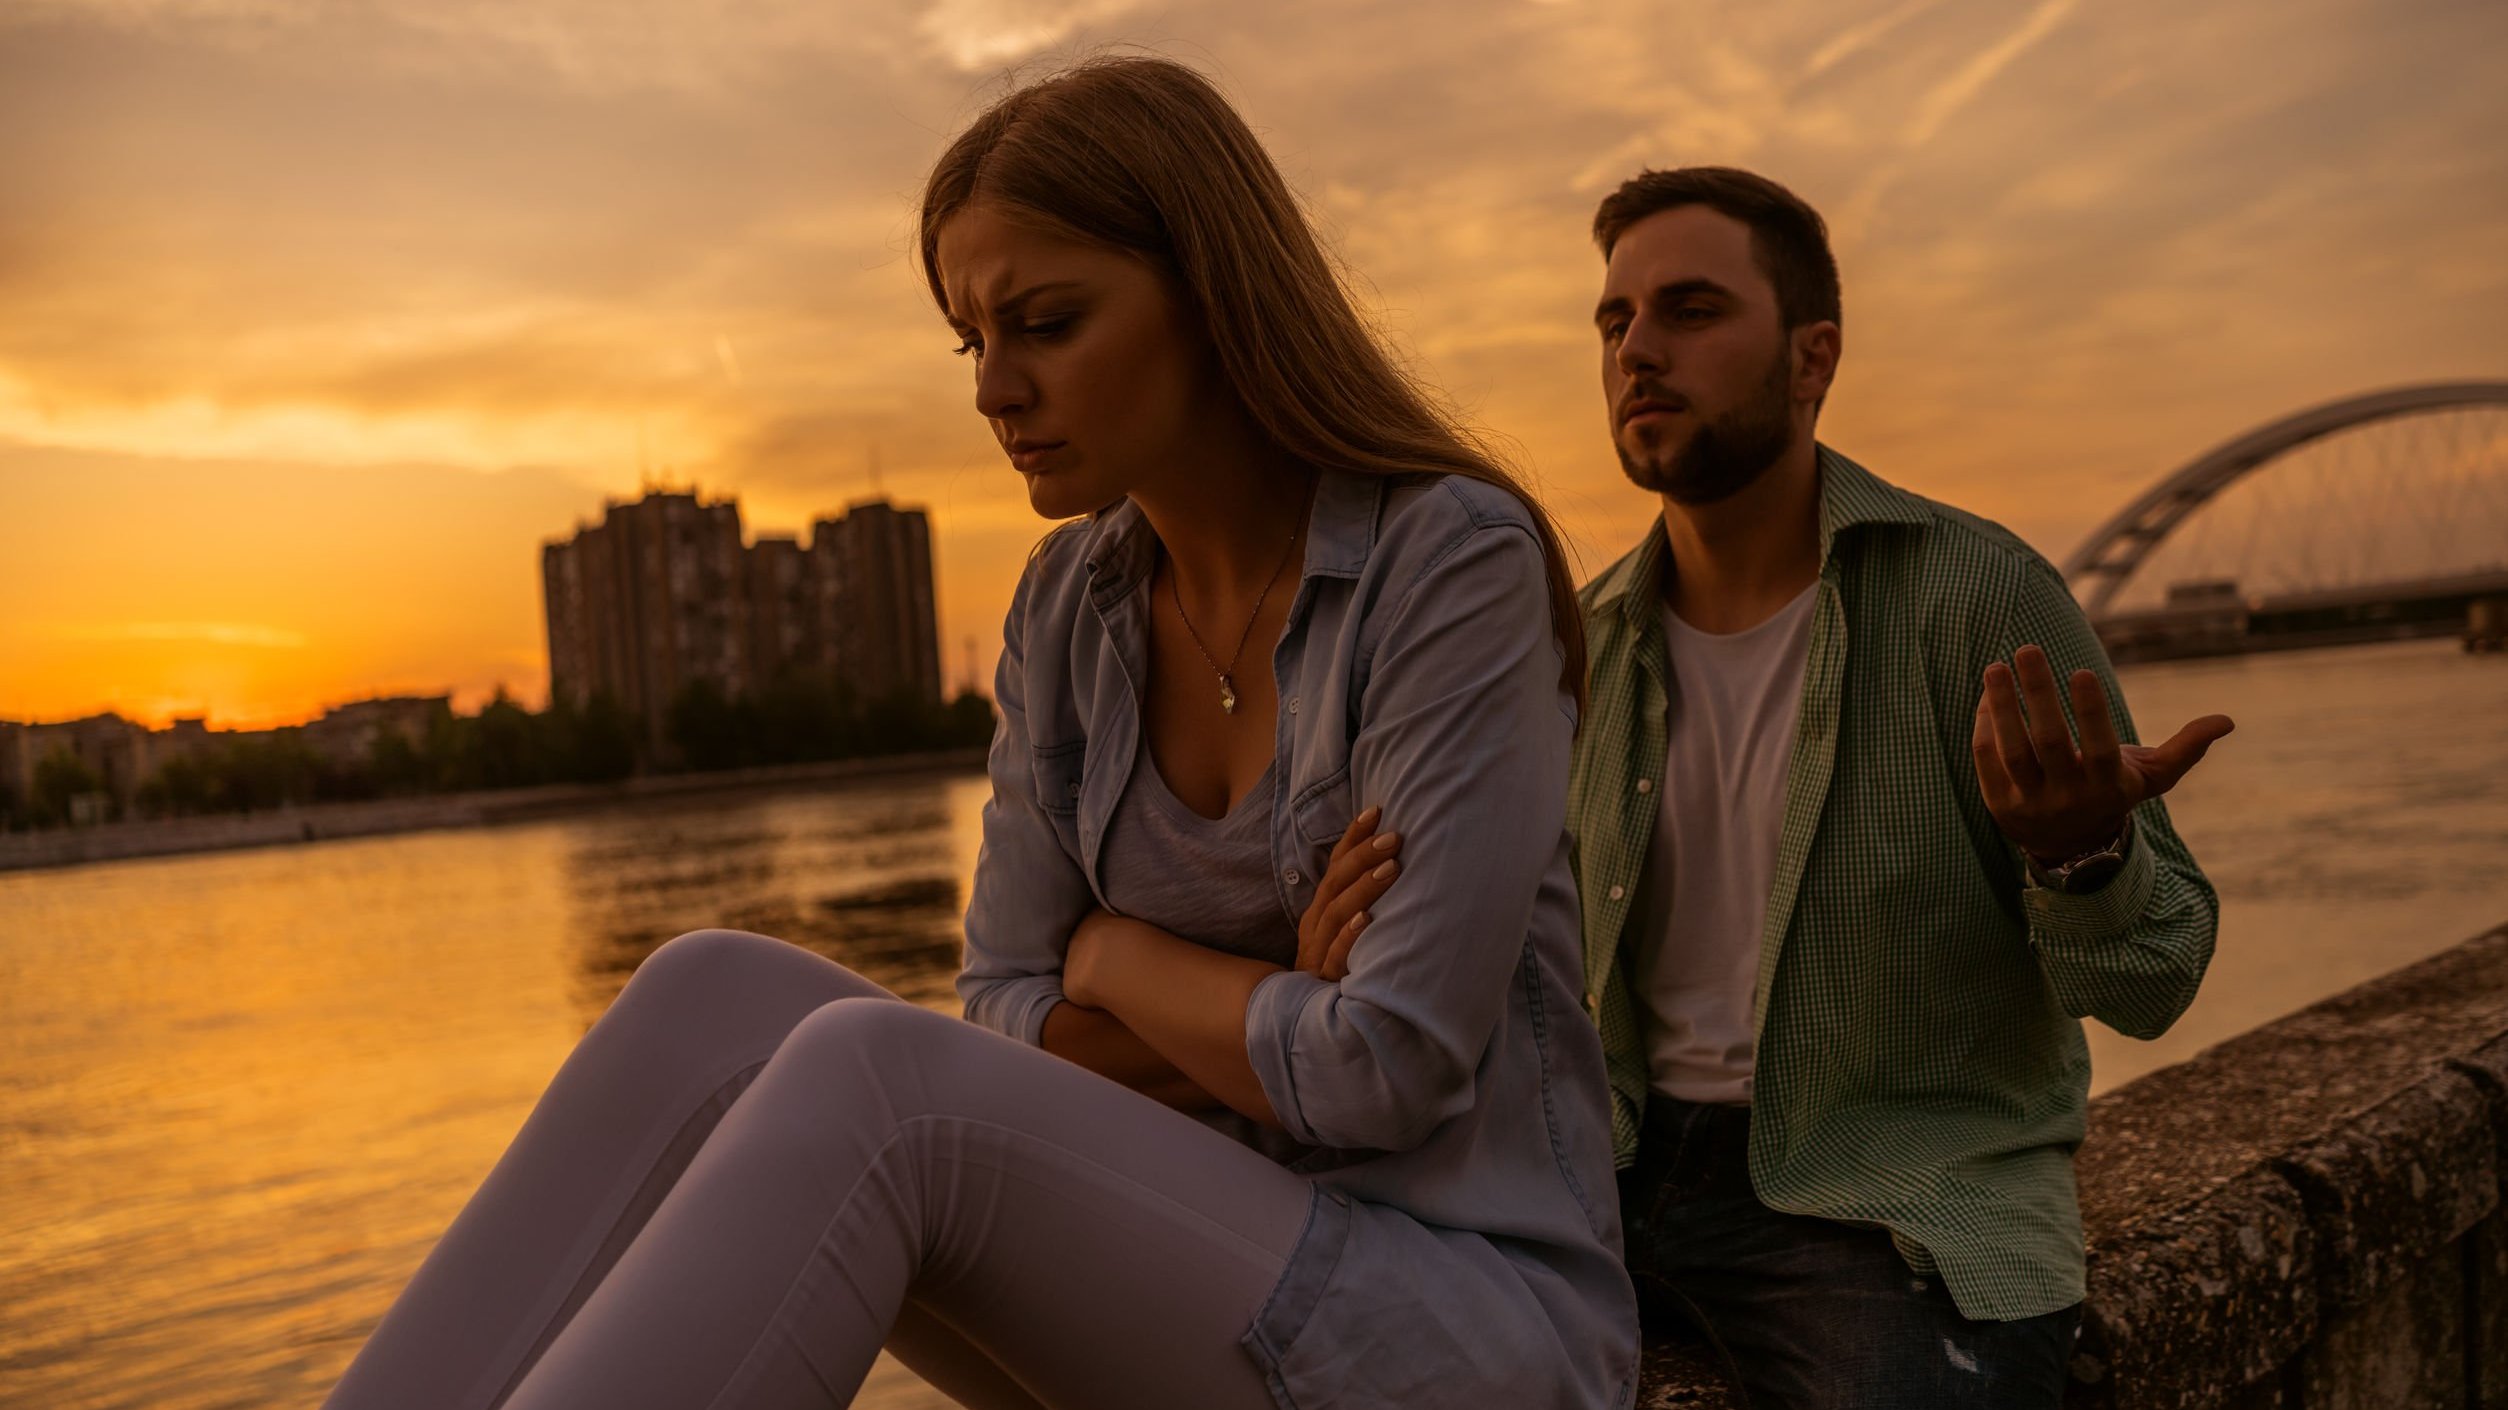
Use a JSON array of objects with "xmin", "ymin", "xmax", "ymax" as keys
[{"xmin": 1219, "ymin": 678, "xmax": 1239, "ymax": 715}]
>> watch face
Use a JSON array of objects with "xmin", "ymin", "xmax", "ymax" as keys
[{"xmin": 2061, "ymin": 852, "xmax": 2127, "ymax": 893}]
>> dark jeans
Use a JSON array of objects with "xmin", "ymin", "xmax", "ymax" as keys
[{"xmin": 1619, "ymin": 1095, "xmax": 2080, "ymax": 1410}]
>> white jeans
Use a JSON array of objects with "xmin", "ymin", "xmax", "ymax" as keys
[{"xmin": 321, "ymin": 929, "xmax": 1313, "ymax": 1410}]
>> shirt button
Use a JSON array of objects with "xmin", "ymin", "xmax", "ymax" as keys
[
  {"xmin": 1608, "ymin": 884, "xmax": 1625, "ymax": 901},
  {"xmin": 1635, "ymin": 778, "xmax": 1652, "ymax": 794},
  {"xmin": 1285, "ymin": 869, "xmax": 1302, "ymax": 885},
  {"xmin": 1066, "ymin": 782, "xmax": 1081, "ymax": 798},
  {"xmin": 1287, "ymin": 696, "xmax": 1300, "ymax": 714}
]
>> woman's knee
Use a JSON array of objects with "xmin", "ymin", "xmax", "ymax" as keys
[
  {"xmin": 770, "ymin": 998, "xmax": 967, "ymax": 1101},
  {"xmin": 618, "ymin": 929, "xmax": 884, "ymax": 1020},
  {"xmin": 780, "ymin": 995, "xmax": 937, "ymax": 1056},
  {"xmin": 629, "ymin": 928, "xmax": 790, "ymax": 996}
]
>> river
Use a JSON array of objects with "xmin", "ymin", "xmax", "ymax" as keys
[{"xmin": 3, "ymin": 637, "xmax": 2503, "ymax": 1408}]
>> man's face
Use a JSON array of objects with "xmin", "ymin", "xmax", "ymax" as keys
[{"xmin": 1594, "ymin": 205, "xmax": 1827, "ymax": 505}]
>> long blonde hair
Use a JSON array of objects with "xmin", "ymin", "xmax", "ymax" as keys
[{"xmin": 916, "ymin": 55, "xmax": 1586, "ymax": 704}]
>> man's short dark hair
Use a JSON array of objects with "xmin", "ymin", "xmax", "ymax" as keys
[{"xmin": 1592, "ymin": 167, "xmax": 1842, "ymax": 331}]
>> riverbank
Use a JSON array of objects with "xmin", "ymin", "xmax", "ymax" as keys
[
  {"xmin": 2, "ymin": 633, "xmax": 2498, "ymax": 1410},
  {"xmin": 0, "ymin": 747, "xmax": 989, "ymax": 874}
]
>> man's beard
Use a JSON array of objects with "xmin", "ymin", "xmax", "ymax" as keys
[{"xmin": 1616, "ymin": 348, "xmax": 1796, "ymax": 506}]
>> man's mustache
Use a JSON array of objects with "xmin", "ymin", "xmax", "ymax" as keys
[{"xmin": 1618, "ymin": 383, "xmax": 1688, "ymax": 427}]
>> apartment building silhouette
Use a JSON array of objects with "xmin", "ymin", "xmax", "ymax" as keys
[{"xmin": 541, "ymin": 491, "xmax": 941, "ymax": 757}]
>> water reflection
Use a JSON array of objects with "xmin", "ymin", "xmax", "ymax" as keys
[
  {"xmin": 4, "ymin": 643, "xmax": 2503, "ymax": 1410},
  {"xmin": 0, "ymin": 767, "xmax": 988, "ymax": 1410},
  {"xmin": 556, "ymin": 787, "xmax": 971, "ymax": 1021},
  {"xmin": 2083, "ymin": 638, "xmax": 2508, "ymax": 1085}
]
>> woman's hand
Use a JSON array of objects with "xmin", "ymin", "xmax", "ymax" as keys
[
  {"xmin": 1057, "ymin": 908, "xmax": 1289, "ymax": 1127},
  {"xmin": 1296, "ymin": 805, "xmax": 1404, "ymax": 982}
]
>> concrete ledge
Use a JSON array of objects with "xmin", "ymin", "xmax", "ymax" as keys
[
  {"xmin": 2071, "ymin": 925, "xmax": 2507, "ymax": 1405},
  {"xmin": 2296, "ymin": 1239, "xmax": 2468, "ymax": 1409},
  {"xmin": 1636, "ymin": 1337, "xmax": 1744, "ymax": 1409},
  {"xmin": 1633, "ymin": 924, "xmax": 2508, "ymax": 1407},
  {"xmin": 2068, "ymin": 1165, "xmax": 2314, "ymax": 1408},
  {"xmin": 2452, "ymin": 1034, "xmax": 2508, "ymax": 1408},
  {"xmin": 2277, "ymin": 1069, "xmax": 2494, "ymax": 1311},
  {"xmin": 2452, "ymin": 1031, "xmax": 2508, "ymax": 1179}
]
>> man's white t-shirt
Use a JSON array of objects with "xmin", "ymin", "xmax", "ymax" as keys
[{"xmin": 1631, "ymin": 583, "xmax": 1818, "ymax": 1105}]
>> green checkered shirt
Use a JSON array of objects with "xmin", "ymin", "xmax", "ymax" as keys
[{"xmin": 1567, "ymin": 444, "xmax": 2218, "ymax": 1321}]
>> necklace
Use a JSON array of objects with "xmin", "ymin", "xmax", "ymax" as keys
[{"xmin": 1168, "ymin": 504, "xmax": 1306, "ymax": 716}]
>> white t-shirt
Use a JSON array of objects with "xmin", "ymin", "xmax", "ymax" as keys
[{"xmin": 1631, "ymin": 583, "xmax": 1817, "ymax": 1105}]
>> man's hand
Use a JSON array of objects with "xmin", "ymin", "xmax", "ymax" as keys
[
  {"xmin": 1296, "ymin": 805, "xmax": 1405, "ymax": 982},
  {"xmin": 1973, "ymin": 644, "xmax": 2234, "ymax": 865}
]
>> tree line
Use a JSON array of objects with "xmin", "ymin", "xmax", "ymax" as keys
[{"xmin": 0, "ymin": 675, "xmax": 997, "ymax": 830}]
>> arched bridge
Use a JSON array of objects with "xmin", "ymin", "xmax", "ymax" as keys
[{"xmin": 2063, "ymin": 381, "xmax": 2508, "ymax": 661}]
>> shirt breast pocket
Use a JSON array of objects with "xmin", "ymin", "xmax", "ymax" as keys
[
  {"xmin": 1030, "ymin": 740, "xmax": 1085, "ymax": 818},
  {"xmin": 1294, "ymin": 762, "xmax": 1354, "ymax": 853}
]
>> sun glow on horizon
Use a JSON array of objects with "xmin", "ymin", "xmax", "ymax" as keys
[{"xmin": 3, "ymin": 0, "xmax": 2502, "ymax": 731}]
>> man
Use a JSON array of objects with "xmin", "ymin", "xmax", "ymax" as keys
[{"xmin": 1567, "ymin": 166, "xmax": 2233, "ymax": 1407}]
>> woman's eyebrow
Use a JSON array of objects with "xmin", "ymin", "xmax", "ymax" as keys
[
  {"xmin": 946, "ymin": 279, "xmax": 1086, "ymax": 329},
  {"xmin": 991, "ymin": 280, "xmax": 1087, "ymax": 320}
]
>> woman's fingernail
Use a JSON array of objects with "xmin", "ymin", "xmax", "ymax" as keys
[
  {"xmin": 1358, "ymin": 805, "xmax": 1381, "ymax": 825},
  {"xmin": 1352, "ymin": 912, "xmax": 1371, "ymax": 931},
  {"xmin": 1373, "ymin": 832, "xmax": 1399, "ymax": 850},
  {"xmin": 1373, "ymin": 860, "xmax": 1397, "ymax": 880}
]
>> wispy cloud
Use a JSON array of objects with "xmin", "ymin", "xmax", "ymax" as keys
[
  {"xmin": 1905, "ymin": 0, "xmax": 2076, "ymax": 147},
  {"xmin": 1805, "ymin": 0, "xmax": 1943, "ymax": 79},
  {"xmin": 915, "ymin": 0, "xmax": 1159, "ymax": 70},
  {"xmin": 1, "ymin": 0, "xmax": 2502, "ymax": 724},
  {"xmin": 1838, "ymin": 0, "xmax": 2081, "ymax": 236}
]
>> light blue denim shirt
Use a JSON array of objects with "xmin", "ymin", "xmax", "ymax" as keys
[{"xmin": 960, "ymin": 469, "xmax": 1639, "ymax": 1410}]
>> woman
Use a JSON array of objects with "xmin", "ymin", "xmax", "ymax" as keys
[{"xmin": 322, "ymin": 56, "xmax": 1636, "ymax": 1410}]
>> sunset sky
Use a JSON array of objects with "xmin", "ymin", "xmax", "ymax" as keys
[{"xmin": 3, "ymin": 0, "xmax": 2502, "ymax": 728}]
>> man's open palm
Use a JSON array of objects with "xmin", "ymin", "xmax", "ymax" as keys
[{"xmin": 1971, "ymin": 644, "xmax": 2235, "ymax": 864}]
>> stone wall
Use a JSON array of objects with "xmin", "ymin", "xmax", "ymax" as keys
[{"xmin": 1640, "ymin": 923, "xmax": 2508, "ymax": 1408}]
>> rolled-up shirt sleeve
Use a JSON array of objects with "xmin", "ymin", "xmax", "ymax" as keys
[
  {"xmin": 1246, "ymin": 519, "xmax": 1576, "ymax": 1151},
  {"xmin": 957, "ymin": 550, "xmax": 1098, "ymax": 1046}
]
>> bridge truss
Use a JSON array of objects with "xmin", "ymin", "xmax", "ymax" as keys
[{"xmin": 2062, "ymin": 382, "xmax": 2508, "ymax": 619}]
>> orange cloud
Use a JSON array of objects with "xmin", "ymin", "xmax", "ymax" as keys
[{"xmin": 1, "ymin": 0, "xmax": 2502, "ymax": 729}]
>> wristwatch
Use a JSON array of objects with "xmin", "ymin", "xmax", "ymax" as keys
[{"xmin": 2026, "ymin": 827, "xmax": 2132, "ymax": 894}]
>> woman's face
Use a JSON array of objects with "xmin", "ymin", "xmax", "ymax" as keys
[{"xmin": 934, "ymin": 203, "xmax": 1214, "ymax": 521}]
